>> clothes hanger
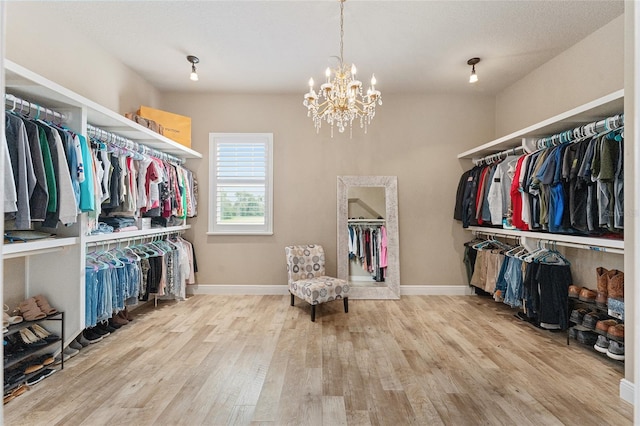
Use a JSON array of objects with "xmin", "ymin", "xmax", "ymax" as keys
[{"xmin": 535, "ymin": 242, "xmax": 571, "ymax": 266}]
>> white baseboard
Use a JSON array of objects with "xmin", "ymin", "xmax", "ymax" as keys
[
  {"xmin": 187, "ymin": 284, "xmax": 472, "ymax": 296},
  {"xmin": 620, "ymin": 378, "xmax": 634, "ymax": 405},
  {"xmin": 400, "ymin": 285, "xmax": 474, "ymax": 296},
  {"xmin": 187, "ymin": 284, "xmax": 289, "ymax": 295}
]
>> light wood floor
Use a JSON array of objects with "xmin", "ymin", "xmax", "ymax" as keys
[{"xmin": 4, "ymin": 295, "xmax": 633, "ymax": 425}]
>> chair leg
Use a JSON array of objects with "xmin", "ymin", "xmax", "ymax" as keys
[
  {"xmin": 344, "ymin": 297, "xmax": 349, "ymax": 313},
  {"xmin": 290, "ymin": 292, "xmax": 294, "ymax": 306},
  {"xmin": 311, "ymin": 305, "xmax": 316, "ymax": 322}
]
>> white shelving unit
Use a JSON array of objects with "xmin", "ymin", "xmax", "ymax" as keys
[
  {"xmin": 458, "ymin": 90, "xmax": 624, "ymax": 161},
  {"xmin": 458, "ymin": 90, "xmax": 625, "ymax": 253},
  {"xmin": 2, "ymin": 237, "xmax": 79, "ymax": 259},
  {"xmin": 5, "ymin": 60, "xmax": 202, "ymax": 159},
  {"xmin": 3, "ymin": 61, "xmax": 202, "ymax": 345}
]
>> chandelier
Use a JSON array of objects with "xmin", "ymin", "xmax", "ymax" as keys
[{"xmin": 303, "ymin": 0, "xmax": 382, "ymax": 136}]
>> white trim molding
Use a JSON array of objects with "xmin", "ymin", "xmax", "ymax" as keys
[
  {"xmin": 188, "ymin": 284, "xmax": 473, "ymax": 296},
  {"xmin": 187, "ymin": 284, "xmax": 289, "ymax": 295},
  {"xmin": 620, "ymin": 379, "xmax": 634, "ymax": 405},
  {"xmin": 400, "ymin": 285, "xmax": 474, "ymax": 296}
]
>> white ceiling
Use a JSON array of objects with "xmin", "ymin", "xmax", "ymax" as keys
[{"xmin": 22, "ymin": 1, "xmax": 624, "ymax": 95}]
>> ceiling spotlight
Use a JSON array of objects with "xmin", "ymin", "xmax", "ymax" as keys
[
  {"xmin": 187, "ymin": 55, "xmax": 199, "ymax": 81},
  {"xmin": 467, "ymin": 57, "xmax": 480, "ymax": 83}
]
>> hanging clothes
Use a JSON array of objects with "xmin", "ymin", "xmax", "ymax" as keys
[
  {"xmin": 454, "ymin": 127, "xmax": 624, "ymax": 237},
  {"xmin": 347, "ymin": 223, "xmax": 386, "ymax": 282},
  {"xmin": 85, "ymin": 236, "xmax": 196, "ymax": 325},
  {"xmin": 464, "ymin": 237, "xmax": 572, "ymax": 330}
]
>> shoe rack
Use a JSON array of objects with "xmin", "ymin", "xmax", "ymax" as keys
[
  {"xmin": 568, "ymin": 298, "xmax": 624, "ymax": 363},
  {"xmin": 2, "ymin": 59, "xmax": 202, "ymax": 349},
  {"xmin": 3, "ymin": 312, "xmax": 64, "ymax": 395}
]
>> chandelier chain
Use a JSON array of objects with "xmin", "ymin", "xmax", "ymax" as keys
[{"xmin": 339, "ymin": 0, "xmax": 344, "ymax": 66}]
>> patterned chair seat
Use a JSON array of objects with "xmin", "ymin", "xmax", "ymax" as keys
[{"xmin": 285, "ymin": 244, "xmax": 349, "ymax": 321}]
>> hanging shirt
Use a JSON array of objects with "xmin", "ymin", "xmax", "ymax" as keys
[
  {"xmin": 3, "ymin": 134, "xmax": 18, "ymax": 214},
  {"xmin": 5, "ymin": 113, "xmax": 37, "ymax": 229}
]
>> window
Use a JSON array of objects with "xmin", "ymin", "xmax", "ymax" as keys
[{"xmin": 208, "ymin": 133, "xmax": 273, "ymax": 235}]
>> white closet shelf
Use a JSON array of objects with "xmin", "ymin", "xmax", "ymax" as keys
[
  {"xmin": 2, "ymin": 237, "xmax": 79, "ymax": 258},
  {"xmin": 84, "ymin": 225, "xmax": 191, "ymax": 244},
  {"xmin": 4, "ymin": 60, "xmax": 202, "ymax": 159},
  {"xmin": 457, "ymin": 90, "xmax": 624, "ymax": 160},
  {"xmin": 467, "ymin": 226, "xmax": 624, "ymax": 251}
]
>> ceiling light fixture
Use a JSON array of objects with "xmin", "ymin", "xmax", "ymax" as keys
[
  {"xmin": 303, "ymin": 0, "xmax": 381, "ymax": 136},
  {"xmin": 187, "ymin": 55, "xmax": 199, "ymax": 81},
  {"xmin": 467, "ymin": 57, "xmax": 480, "ymax": 83}
]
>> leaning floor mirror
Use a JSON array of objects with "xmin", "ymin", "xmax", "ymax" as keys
[{"xmin": 337, "ymin": 176, "xmax": 400, "ymax": 299}]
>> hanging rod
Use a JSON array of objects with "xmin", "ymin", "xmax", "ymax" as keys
[
  {"xmin": 4, "ymin": 93, "xmax": 67, "ymax": 122},
  {"xmin": 536, "ymin": 239, "xmax": 624, "ymax": 255},
  {"xmin": 535, "ymin": 113, "xmax": 624, "ymax": 149},
  {"xmin": 472, "ymin": 145, "xmax": 525, "ymax": 166},
  {"xmin": 472, "ymin": 230, "xmax": 624, "ymax": 255},
  {"xmin": 348, "ymin": 219, "xmax": 385, "ymax": 224},
  {"xmin": 87, "ymin": 124, "xmax": 184, "ymax": 165},
  {"xmin": 85, "ymin": 229, "xmax": 185, "ymax": 248}
]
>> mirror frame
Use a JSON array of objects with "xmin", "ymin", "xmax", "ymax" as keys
[{"xmin": 337, "ymin": 176, "xmax": 400, "ymax": 299}]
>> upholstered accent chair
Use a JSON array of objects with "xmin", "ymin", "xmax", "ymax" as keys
[{"xmin": 285, "ymin": 244, "xmax": 349, "ymax": 322}]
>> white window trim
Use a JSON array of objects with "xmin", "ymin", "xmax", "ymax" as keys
[{"xmin": 207, "ymin": 133, "xmax": 273, "ymax": 235}]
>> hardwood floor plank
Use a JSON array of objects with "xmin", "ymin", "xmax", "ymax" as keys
[
  {"xmin": 3, "ymin": 295, "xmax": 632, "ymax": 425},
  {"xmin": 322, "ymin": 396, "xmax": 348, "ymax": 426}
]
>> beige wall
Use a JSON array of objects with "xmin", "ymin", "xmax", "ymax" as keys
[
  {"xmin": 495, "ymin": 14, "xmax": 624, "ymax": 136},
  {"xmin": 162, "ymin": 92, "xmax": 495, "ymax": 286},
  {"xmin": 5, "ymin": 3, "xmax": 160, "ymax": 114}
]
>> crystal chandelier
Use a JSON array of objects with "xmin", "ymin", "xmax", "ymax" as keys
[{"xmin": 303, "ymin": 0, "xmax": 382, "ymax": 136}]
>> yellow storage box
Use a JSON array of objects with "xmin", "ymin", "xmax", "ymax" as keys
[{"xmin": 137, "ymin": 106, "xmax": 192, "ymax": 148}]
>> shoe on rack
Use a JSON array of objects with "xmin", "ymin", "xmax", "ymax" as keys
[
  {"xmin": 576, "ymin": 330, "xmax": 598, "ymax": 346},
  {"xmin": 83, "ymin": 329, "xmax": 103, "ymax": 344},
  {"xmin": 578, "ymin": 288, "xmax": 597, "ymax": 303},
  {"xmin": 33, "ymin": 294, "xmax": 58, "ymax": 316},
  {"xmin": 3, "ymin": 304, "xmax": 23, "ymax": 325},
  {"xmin": 4, "ymin": 334, "xmax": 26, "ymax": 360},
  {"xmin": 607, "ymin": 270, "xmax": 624, "ymax": 301},
  {"xmin": 607, "ymin": 340, "xmax": 625, "ymax": 361},
  {"xmin": 568, "ymin": 327, "xmax": 578, "ymax": 340},
  {"xmin": 25, "ymin": 368, "xmax": 56, "ymax": 386},
  {"xmin": 18, "ymin": 298, "xmax": 46, "ymax": 321},
  {"xmin": 595, "ymin": 319, "xmax": 618, "ymax": 336},
  {"xmin": 569, "ymin": 308, "xmax": 589, "ymax": 325},
  {"xmin": 594, "ymin": 335, "xmax": 610, "ymax": 354},
  {"xmin": 568, "ymin": 285, "xmax": 582, "ymax": 299},
  {"xmin": 3, "ymin": 370, "xmax": 25, "ymax": 391},
  {"xmin": 32, "ymin": 353, "xmax": 55, "ymax": 367},
  {"xmin": 30, "ymin": 324, "xmax": 59, "ymax": 343},
  {"xmin": 596, "ymin": 267, "xmax": 609, "ymax": 307},
  {"xmin": 582, "ymin": 312, "xmax": 607, "ymax": 330},
  {"xmin": 23, "ymin": 362, "xmax": 43, "ymax": 375},
  {"xmin": 607, "ymin": 324, "xmax": 625, "ymax": 342},
  {"xmin": 3, "ymin": 383, "xmax": 29, "ymax": 404},
  {"xmin": 19, "ymin": 328, "xmax": 48, "ymax": 347}
]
